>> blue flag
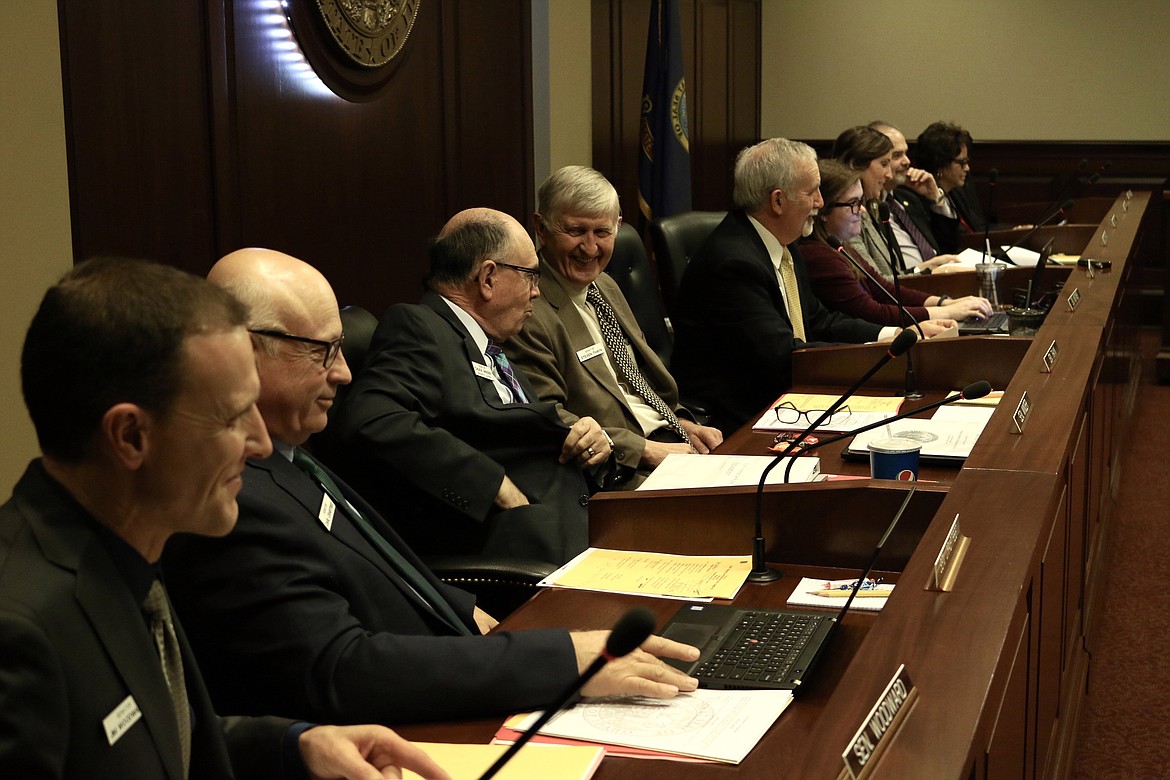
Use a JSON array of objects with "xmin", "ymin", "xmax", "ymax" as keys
[{"xmin": 638, "ymin": 0, "xmax": 691, "ymax": 222}]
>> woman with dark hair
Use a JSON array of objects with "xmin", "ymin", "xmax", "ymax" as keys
[
  {"xmin": 800, "ymin": 159, "xmax": 992, "ymax": 326},
  {"xmin": 915, "ymin": 121, "xmax": 984, "ymax": 232}
]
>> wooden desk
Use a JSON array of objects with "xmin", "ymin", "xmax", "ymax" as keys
[{"xmin": 403, "ymin": 193, "xmax": 1147, "ymax": 780}]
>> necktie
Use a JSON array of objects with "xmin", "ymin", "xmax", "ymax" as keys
[
  {"xmin": 142, "ymin": 580, "xmax": 191, "ymax": 779},
  {"xmin": 585, "ymin": 285, "xmax": 690, "ymax": 444},
  {"xmin": 291, "ymin": 450, "xmax": 472, "ymax": 636},
  {"xmin": 886, "ymin": 196, "xmax": 936, "ymax": 261},
  {"xmin": 777, "ymin": 246, "xmax": 807, "ymax": 342},
  {"xmin": 485, "ymin": 341, "xmax": 528, "ymax": 403}
]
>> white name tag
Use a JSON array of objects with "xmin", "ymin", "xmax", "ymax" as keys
[
  {"xmin": 576, "ymin": 343, "xmax": 605, "ymax": 363},
  {"xmin": 317, "ymin": 493, "xmax": 336, "ymax": 531},
  {"xmin": 103, "ymin": 695, "xmax": 142, "ymax": 746},
  {"xmin": 472, "ymin": 361, "xmax": 495, "ymax": 380}
]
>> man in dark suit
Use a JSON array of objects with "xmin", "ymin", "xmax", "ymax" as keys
[
  {"xmin": 671, "ymin": 138, "xmax": 953, "ymax": 432},
  {"xmin": 870, "ymin": 120, "xmax": 963, "ymax": 262},
  {"xmin": 164, "ymin": 247, "xmax": 699, "ymax": 726},
  {"xmin": 332, "ymin": 208, "xmax": 612, "ymax": 565},
  {"xmin": 0, "ymin": 258, "xmax": 447, "ymax": 779},
  {"xmin": 507, "ymin": 166, "xmax": 723, "ymax": 489}
]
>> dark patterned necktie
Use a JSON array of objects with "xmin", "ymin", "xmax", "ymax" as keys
[
  {"xmin": 886, "ymin": 195, "xmax": 937, "ymax": 260},
  {"xmin": 142, "ymin": 580, "xmax": 191, "ymax": 779},
  {"xmin": 586, "ymin": 285, "xmax": 690, "ymax": 444},
  {"xmin": 485, "ymin": 341, "xmax": 528, "ymax": 403}
]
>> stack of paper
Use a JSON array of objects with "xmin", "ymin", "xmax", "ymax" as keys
[
  {"xmin": 496, "ymin": 689, "xmax": 794, "ymax": 765},
  {"xmin": 537, "ymin": 547, "xmax": 751, "ymax": 601},
  {"xmin": 637, "ymin": 453, "xmax": 820, "ymax": 490},
  {"xmin": 404, "ymin": 742, "xmax": 604, "ymax": 780},
  {"xmin": 785, "ymin": 576, "xmax": 895, "ymax": 612}
]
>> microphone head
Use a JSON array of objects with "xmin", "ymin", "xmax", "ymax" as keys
[
  {"xmin": 605, "ymin": 607, "xmax": 657, "ymax": 658},
  {"xmin": 877, "ymin": 201, "xmax": 892, "ymax": 224},
  {"xmin": 961, "ymin": 380, "xmax": 993, "ymax": 400},
  {"xmin": 1077, "ymin": 158, "xmax": 1088, "ymax": 172},
  {"xmin": 889, "ymin": 327, "xmax": 918, "ymax": 357},
  {"xmin": 826, "ymin": 236, "xmax": 845, "ymax": 252},
  {"xmin": 988, "ymin": 168, "xmax": 999, "ymax": 184},
  {"xmin": 1087, "ymin": 172, "xmax": 1101, "ymax": 185},
  {"xmin": 1059, "ymin": 199, "xmax": 1075, "ymax": 213}
]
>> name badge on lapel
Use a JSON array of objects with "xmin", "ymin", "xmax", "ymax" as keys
[
  {"xmin": 472, "ymin": 361, "xmax": 495, "ymax": 380},
  {"xmin": 317, "ymin": 493, "xmax": 336, "ymax": 531},
  {"xmin": 103, "ymin": 695, "xmax": 142, "ymax": 746},
  {"xmin": 576, "ymin": 343, "xmax": 605, "ymax": 363}
]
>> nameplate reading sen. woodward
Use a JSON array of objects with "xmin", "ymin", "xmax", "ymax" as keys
[{"xmin": 842, "ymin": 665, "xmax": 916, "ymax": 779}]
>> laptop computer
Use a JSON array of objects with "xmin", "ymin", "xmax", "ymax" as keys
[
  {"xmin": 658, "ymin": 489, "xmax": 914, "ymax": 692},
  {"xmin": 958, "ymin": 239, "xmax": 1053, "ymax": 335}
]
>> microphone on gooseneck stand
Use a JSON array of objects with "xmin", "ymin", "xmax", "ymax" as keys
[
  {"xmin": 479, "ymin": 607, "xmax": 657, "ymax": 780},
  {"xmin": 871, "ymin": 201, "xmax": 924, "ymax": 400},
  {"xmin": 981, "ymin": 168, "xmax": 999, "ymax": 261},
  {"xmin": 747, "ymin": 328, "xmax": 919, "ymax": 583},
  {"xmin": 992, "ymin": 199, "xmax": 1075, "ymax": 265},
  {"xmin": 827, "ymin": 237, "xmax": 923, "ymax": 340}
]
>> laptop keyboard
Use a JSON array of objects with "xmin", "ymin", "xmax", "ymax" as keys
[
  {"xmin": 960, "ymin": 311, "xmax": 1009, "ymax": 332},
  {"xmin": 695, "ymin": 611, "xmax": 826, "ymax": 684}
]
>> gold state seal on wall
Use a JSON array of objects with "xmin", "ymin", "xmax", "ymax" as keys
[{"xmin": 314, "ymin": 0, "xmax": 420, "ymax": 67}]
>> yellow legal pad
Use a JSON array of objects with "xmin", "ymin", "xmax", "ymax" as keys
[
  {"xmin": 403, "ymin": 742, "xmax": 604, "ymax": 780},
  {"xmin": 541, "ymin": 547, "xmax": 753, "ymax": 601}
]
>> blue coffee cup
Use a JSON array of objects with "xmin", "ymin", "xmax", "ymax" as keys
[{"xmin": 869, "ymin": 437, "xmax": 921, "ymax": 481}]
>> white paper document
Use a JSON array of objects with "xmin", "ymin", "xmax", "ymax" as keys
[
  {"xmin": 955, "ymin": 246, "xmax": 1042, "ymax": 267},
  {"xmin": 786, "ymin": 576, "xmax": 894, "ymax": 612},
  {"xmin": 846, "ymin": 418, "xmax": 987, "ymax": 460},
  {"xmin": 637, "ymin": 454, "xmax": 820, "ymax": 490},
  {"xmin": 515, "ymin": 688, "xmax": 794, "ymax": 764}
]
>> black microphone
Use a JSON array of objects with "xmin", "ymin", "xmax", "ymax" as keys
[
  {"xmin": 479, "ymin": 607, "xmax": 657, "ymax": 780},
  {"xmin": 981, "ymin": 168, "xmax": 999, "ymax": 261},
  {"xmin": 872, "ymin": 202, "xmax": 924, "ymax": 399},
  {"xmin": 774, "ymin": 380, "xmax": 994, "ymax": 478},
  {"xmin": 827, "ymin": 237, "xmax": 924, "ymax": 340},
  {"xmin": 748, "ymin": 328, "xmax": 918, "ymax": 583},
  {"xmin": 993, "ymin": 199, "xmax": 1075, "ymax": 264}
]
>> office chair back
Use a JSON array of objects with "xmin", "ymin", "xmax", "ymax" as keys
[
  {"xmin": 339, "ymin": 304, "xmax": 379, "ymax": 374},
  {"xmin": 604, "ymin": 222, "xmax": 673, "ymax": 367},
  {"xmin": 649, "ymin": 210, "xmax": 725, "ymax": 318}
]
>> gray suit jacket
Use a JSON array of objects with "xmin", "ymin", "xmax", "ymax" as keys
[
  {"xmin": 0, "ymin": 461, "xmax": 291, "ymax": 780},
  {"xmin": 332, "ymin": 292, "xmax": 590, "ymax": 565},
  {"xmin": 507, "ymin": 261, "xmax": 692, "ymax": 488}
]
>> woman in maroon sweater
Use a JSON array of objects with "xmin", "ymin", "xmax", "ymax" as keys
[{"xmin": 800, "ymin": 159, "xmax": 991, "ymax": 326}]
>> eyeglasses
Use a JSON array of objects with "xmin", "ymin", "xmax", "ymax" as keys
[
  {"xmin": 249, "ymin": 329, "xmax": 345, "ymax": 368},
  {"xmin": 952, "ymin": 157, "xmax": 971, "ymax": 167},
  {"xmin": 772, "ymin": 401, "xmax": 853, "ymax": 428},
  {"xmin": 829, "ymin": 198, "xmax": 865, "ymax": 214},
  {"xmin": 494, "ymin": 260, "xmax": 541, "ymax": 288}
]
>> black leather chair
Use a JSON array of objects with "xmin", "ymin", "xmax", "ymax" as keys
[
  {"xmin": 311, "ymin": 304, "xmax": 555, "ymax": 619},
  {"xmin": 649, "ymin": 210, "xmax": 725, "ymax": 318},
  {"xmin": 603, "ymin": 222, "xmax": 673, "ymax": 367}
]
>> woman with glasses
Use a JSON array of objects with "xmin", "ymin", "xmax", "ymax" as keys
[
  {"xmin": 800, "ymin": 160, "xmax": 992, "ymax": 326},
  {"xmin": 915, "ymin": 121, "xmax": 985, "ymax": 233}
]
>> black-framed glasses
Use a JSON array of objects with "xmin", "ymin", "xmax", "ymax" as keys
[
  {"xmin": 829, "ymin": 198, "xmax": 864, "ymax": 214},
  {"xmin": 249, "ymin": 329, "xmax": 345, "ymax": 368},
  {"xmin": 772, "ymin": 401, "xmax": 853, "ymax": 428},
  {"xmin": 952, "ymin": 157, "xmax": 971, "ymax": 167},
  {"xmin": 493, "ymin": 260, "xmax": 541, "ymax": 288}
]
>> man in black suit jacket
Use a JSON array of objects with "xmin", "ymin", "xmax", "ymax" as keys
[
  {"xmin": 870, "ymin": 121, "xmax": 962, "ymax": 260},
  {"xmin": 0, "ymin": 258, "xmax": 446, "ymax": 779},
  {"xmin": 165, "ymin": 247, "xmax": 698, "ymax": 726},
  {"xmin": 672, "ymin": 139, "xmax": 953, "ymax": 432},
  {"xmin": 333, "ymin": 208, "xmax": 614, "ymax": 565}
]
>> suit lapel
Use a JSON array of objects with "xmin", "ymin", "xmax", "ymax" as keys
[
  {"xmin": 732, "ymin": 211, "xmax": 796, "ymax": 332},
  {"xmin": 253, "ymin": 454, "xmax": 464, "ymax": 632}
]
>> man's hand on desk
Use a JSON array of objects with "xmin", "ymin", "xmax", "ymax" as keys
[
  {"xmin": 908, "ymin": 319, "xmax": 958, "ymax": 338},
  {"xmin": 680, "ymin": 419, "xmax": 724, "ymax": 453},
  {"xmin": 570, "ymin": 631, "xmax": 700, "ymax": 699}
]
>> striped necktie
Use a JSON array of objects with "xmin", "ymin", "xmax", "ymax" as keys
[
  {"xmin": 886, "ymin": 195, "xmax": 937, "ymax": 261},
  {"xmin": 485, "ymin": 341, "xmax": 528, "ymax": 403},
  {"xmin": 142, "ymin": 580, "xmax": 191, "ymax": 779}
]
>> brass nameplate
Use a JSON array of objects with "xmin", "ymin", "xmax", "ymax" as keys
[
  {"xmin": 1123, "ymin": 198, "xmax": 1130, "ymax": 212},
  {"xmin": 841, "ymin": 665, "xmax": 917, "ymax": 779},
  {"xmin": 1110, "ymin": 213, "xmax": 1118, "ymax": 228},
  {"xmin": 1067, "ymin": 287, "xmax": 1081, "ymax": 311},
  {"xmin": 1042, "ymin": 340, "xmax": 1059, "ymax": 372},
  {"xmin": 1100, "ymin": 230, "xmax": 1108, "ymax": 246},
  {"xmin": 1126, "ymin": 189, "xmax": 1134, "ymax": 199},
  {"xmin": 925, "ymin": 514, "xmax": 970, "ymax": 592},
  {"xmin": 1012, "ymin": 391, "xmax": 1031, "ymax": 434}
]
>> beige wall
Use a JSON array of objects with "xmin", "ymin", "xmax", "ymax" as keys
[
  {"xmin": 1, "ymin": 3, "xmax": 73, "ymax": 491},
  {"xmin": 762, "ymin": 0, "xmax": 1170, "ymax": 141},
  {"xmin": 533, "ymin": 0, "xmax": 593, "ymax": 196}
]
